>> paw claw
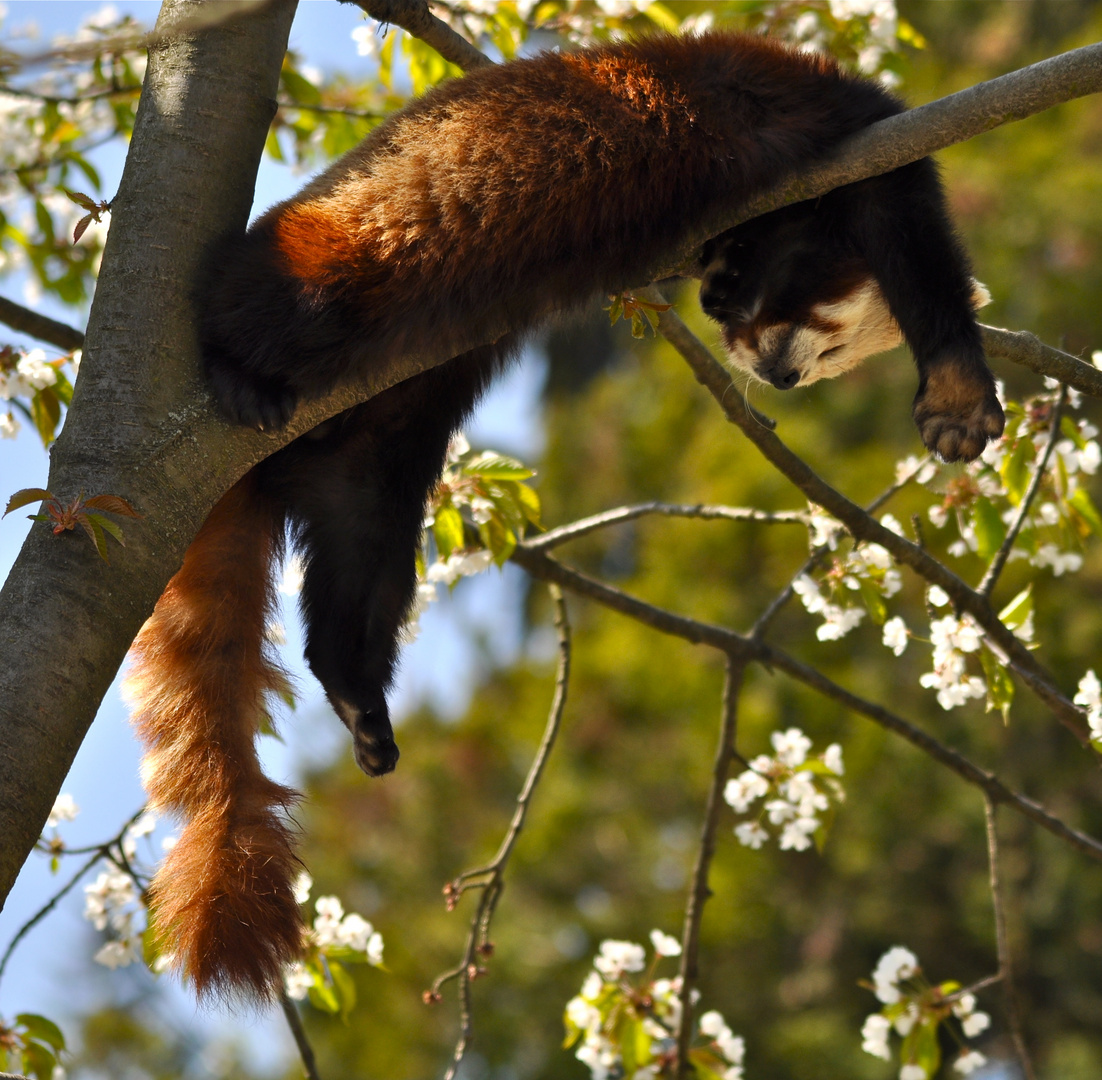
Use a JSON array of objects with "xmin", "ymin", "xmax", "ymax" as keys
[{"xmin": 913, "ymin": 362, "xmax": 1005, "ymax": 464}]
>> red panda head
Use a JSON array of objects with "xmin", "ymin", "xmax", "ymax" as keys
[
  {"xmin": 698, "ymin": 203, "xmax": 903, "ymax": 390},
  {"xmin": 698, "ymin": 203, "xmax": 991, "ymax": 391}
]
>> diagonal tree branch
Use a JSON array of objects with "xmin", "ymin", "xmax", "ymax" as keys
[{"xmin": 344, "ymin": 0, "xmax": 492, "ymax": 72}]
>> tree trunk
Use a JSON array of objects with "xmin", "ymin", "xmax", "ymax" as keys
[{"xmin": 0, "ymin": 0, "xmax": 301, "ymax": 909}]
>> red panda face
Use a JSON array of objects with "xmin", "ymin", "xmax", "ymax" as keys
[{"xmin": 698, "ymin": 204, "xmax": 903, "ymax": 390}]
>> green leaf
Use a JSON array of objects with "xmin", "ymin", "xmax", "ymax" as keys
[
  {"xmin": 998, "ymin": 584, "xmax": 1033, "ymax": 629},
  {"xmin": 433, "ymin": 504, "xmax": 465, "ymax": 559},
  {"xmin": 463, "ymin": 452, "xmax": 534, "ymax": 480},
  {"xmin": 1061, "ymin": 414, "xmax": 1086, "ymax": 448},
  {"xmin": 1068, "ymin": 488, "xmax": 1102, "ymax": 539},
  {"xmin": 688, "ymin": 1052, "xmax": 727, "ymax": 1080},
  {"xmin": 307, "ymin": 967, "xmax": 341, "ymax": 1015},
  {"xmin": 85, "ymin": 512, "xmax": 125, "ymax": 546},
  {"xmin": 282, "ymin": 65, "xmax": 322, "ymax": 106},
  {"xmin": 21, "ymin": 1039, "xmax": 58, "ymax": 1080},
  {"xmin": 857, "ymin": 578, "xmax": 887, "ymax": 624},
  {"xmin": 1001, "ymin": 438, "xmax": 1033, "ymax": 505},
  {"xmin": 616, "ymin": 1012, "xmax": 648, "ymax": 1076},
  {"xmin": 79, "ymin": 515, "xmax": 111, "ymax": 562},
  {"xmin": 16, "ymin": 1014, "xmax": 66, "ymax": 1052},
  {"xmin": 4, "ymin": 488, "xmax": 53, "ymax": 516},
  {"xmin": 644, "ymin": 2, "xmax": 681, "ymax": 31},
  {"xmin": 972, "ymin": 496, "xmax": 1006, "ymax": 560},
  {"xmin": 980, "ymin": 646, "xmax": 1014, "ymax": 723},
  {"xmin": 331, "ymin": 959, "xmax": 357, "ymax": 1022}
]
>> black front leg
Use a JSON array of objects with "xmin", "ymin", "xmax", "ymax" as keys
[{"xmin": 847, "ymin": 159, "xmax": 1004, "ymax": 461}]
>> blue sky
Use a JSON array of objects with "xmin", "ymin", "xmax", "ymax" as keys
[{"xmin": 0, "ymin": 2, "xmax": 543, "ymax": 1063}]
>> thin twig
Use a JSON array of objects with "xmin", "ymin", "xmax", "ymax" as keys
[
  {"xmin": 525, "ymin": 502, "xmax": 808, "ymax": 553},
  {"xmin": 978, "ymin": 385, "xmax": 1067, "ymax": 598},
  {"xmin": 0, "ymin": 849, "xmax": 102, "ymax": 986},
  {"xmin": 431, "ymin": 586, "xmax": 571, "ymax": 1080},
  {"xmin": 510, "ymin": 544, "xmax": 1102, "ymax": 862},
  {"xmin": 276, "ymin": 99, "xmax": 388, "ymax": 121},
  {"xmin": 0, "ymin": 806, "xmax": 148, "ymax": 986},
  {"xmin": 676, "ymin": 657, "xmax": 745, "ymax": 1079},
  {"xmin": 346, "ymin": 0, "xmax": 493, "ymax": 72},
  {"xmin": 983, "ymin": 797, "xmax": 1036, "ymax": 1080},
  {"xmin": 642, "ymin": 287, "xmax": 1093, "ymax": 744},
  {"xmin": 0, "ymin": 83, "xmax": 140, "ymax": 106},
  {"xmin": 280, "ymin": 991, "xmax": 322, "ymax": 1080}
]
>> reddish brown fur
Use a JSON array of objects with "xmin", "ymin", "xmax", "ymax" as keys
[{"xmin": 126, "ymin": 475, "xmax": 304, "ymax": 999}]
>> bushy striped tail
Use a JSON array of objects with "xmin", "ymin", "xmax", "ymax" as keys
[{"xmin": 125, "ymin": 473, "xmax": 304, "ymax": 1000}]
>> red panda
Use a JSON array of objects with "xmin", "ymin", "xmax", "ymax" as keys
[{"xmin": 125, "ymin": 30, "xmax": 1004, "ymax": 1000}]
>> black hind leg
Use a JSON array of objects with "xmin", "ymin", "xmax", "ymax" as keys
[{"xmin": 259, "ymin": 340, "xmax": 517, "ymax": 775}]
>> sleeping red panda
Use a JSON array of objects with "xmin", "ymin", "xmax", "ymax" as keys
[{"xmin": 125, "ymin": 30, "xmax": 1004, "ymax": 1001}]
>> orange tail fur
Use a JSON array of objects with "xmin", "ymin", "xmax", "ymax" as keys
[{"xmin": 125, "ymin": 473, "xmax": 303, "ymax": 1000}]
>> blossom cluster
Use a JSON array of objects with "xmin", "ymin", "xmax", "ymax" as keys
[
  {"xmin": 1, "ymin": 348, "xmax": 64, "ymax": 440},
  {"xmin": 1073, "ymin": 669, "xmax": 1102, "ymax": 745},
  {"xmin": 767, "ymin": 0, "xmax": 905, "ymax": 87},
  {"xmin": 724, "ymin": 728, "xmax": 844, "ymax": 852},
  {"xmin": 283, "ymin": 875, "xmax": 385, "ymax": 1010},
  {"xmin": 793, "ymin": 514, "xmax": 903, "ymax": 641},
  {"xmin": 860, "ymin": 947, "xmax": 990, "ymax": 1078},
  {"xmin": 80, "ymin": 812, "xmax": 165, "ymax": 971},
  {"xmin": 565, "ymin": 930, "xmax": 746, "ymax": 1080},
  {"xmin": 925, "ymin": 381, "xmax": 1100, "ymax": 576}
]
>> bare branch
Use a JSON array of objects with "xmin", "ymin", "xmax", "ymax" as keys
[
  {"xmin": 432, "ymin": 586, "xmax": 570, "ymax": 1080},
  {"xmin": 978, "ymin": 385, "xmax": 1067, "ymax": 598},
  {"xmin": 983, "ymin": 798, "xmax": 1036, "ymax": 1080},
  {"xmin": 525, "ymin": 502, "xmax": 808, "ymax": 553},
  {"xmin": 344, "ymin": 0, "xmax": 493, "ymax": 72},
  {"xmin": 982, "ymin": 324, "xmax": 1102, "ymax": 398},
  {"xmin": 0, "ymin": 296, "xmax": 84, "ymax": 353},
  {"xmin": 676, "ymin": 657, "xmax": 745, "ymax": 1080}
]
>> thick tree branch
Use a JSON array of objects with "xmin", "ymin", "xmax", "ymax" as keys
[
  {"xmin": 981, "ymin": 324, "xmax": 1102, "ymax": 398},
  {"xmin": 656, "ymin": 41, "xmax": 1102, "ymax": 277}
]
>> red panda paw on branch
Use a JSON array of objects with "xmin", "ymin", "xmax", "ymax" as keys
[{"xmin": 128, "ymin": 31, "xmax": 1003, "ymax": 1001}]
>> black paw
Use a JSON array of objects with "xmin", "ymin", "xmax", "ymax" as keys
[
  {"xmin": 328, "ymin": 691, "xmax": 400, "ymax": 777},
  {"xmin": 913, "ymin": 364, "xmax": 1004, "ymax": 463},
  {"xmin": 206, "ymin": 359, "xmax": 298, "ymax": 432}
]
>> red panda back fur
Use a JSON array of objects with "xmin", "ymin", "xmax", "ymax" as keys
[{"xmin": 126, "ymin": 474, "xmax": 303, "ymax": 999}]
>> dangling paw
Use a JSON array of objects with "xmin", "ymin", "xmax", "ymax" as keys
[{"xmin": 913, "ymin": 362, "xmax": 1004, "ymax": 463}]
